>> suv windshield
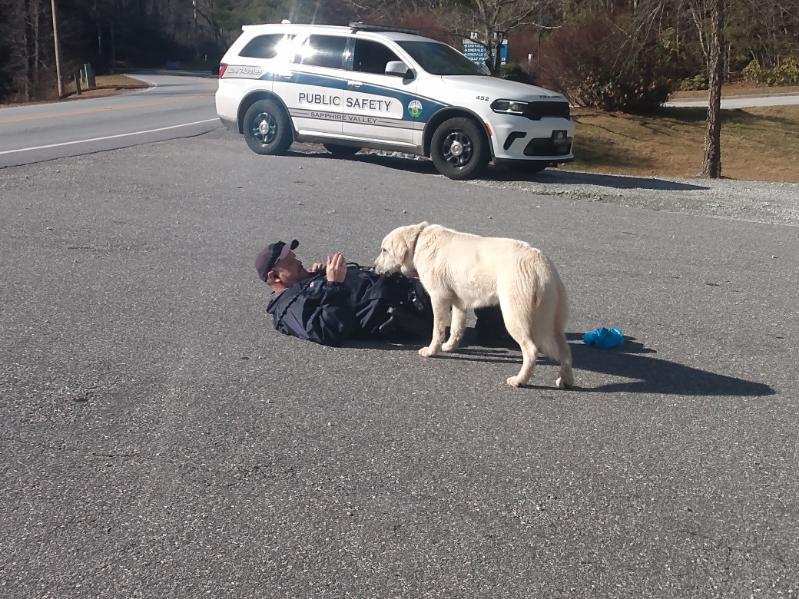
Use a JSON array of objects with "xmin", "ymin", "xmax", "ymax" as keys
[{"xmin": 397, "ymin": 41, "xmax": 487, "ymax": 76}]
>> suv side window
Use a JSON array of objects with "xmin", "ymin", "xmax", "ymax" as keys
[
  {"xmin": 352, "ymin": 39, "xmax": 400, "ymax": 75},
  {"xmin": 240, "ymin": 34, "xmax": 291, "ymax": 59},
  {"xmin": 299, "ymin": 35, "xmax": 348, "ymax": 69}
]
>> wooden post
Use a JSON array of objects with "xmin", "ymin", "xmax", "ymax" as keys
[{"xmin": 51, "ymin": 0, "xmax": 64, "ymax": 97}]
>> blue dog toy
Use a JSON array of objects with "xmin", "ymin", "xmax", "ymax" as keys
[{"xmin": 583, "ymin": 327, "xmax": 624, "ymax": 349}]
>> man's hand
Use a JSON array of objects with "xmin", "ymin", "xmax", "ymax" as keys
[
  {"xmin": 309, "ymin": 262, "xmax": 325, "ymax": 274},
  {"xmin": 325, "ymin": 252, "xmax": 346, "ymax": 283}
]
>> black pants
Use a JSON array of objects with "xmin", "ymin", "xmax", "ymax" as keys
[{"xmin": 384, "ymin": 274, "xmax": 509, "ymax": 341}]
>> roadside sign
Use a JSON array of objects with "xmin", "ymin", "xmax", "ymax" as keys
[
  {"xmin": 498, "ymin": 40, "xmax": 508, "ymax": 65},
  {"xmin": 462, "ymin": 38, "xmax": 508, "ymax": 66},
  {"xmin": 462, "ymin": 39, "xmax": 488, "ymax": 65}
]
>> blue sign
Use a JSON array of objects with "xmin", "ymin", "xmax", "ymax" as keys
[
  {"xmin": 462, "ymin": 40, "xmax": 488, "ymax": 65},
  {"xmin": 498, "ymin": 40, "xmax": 508, "ymax": 65},
  {"xmin": 462, "ymin": 39, "xmax": 508, "ymax": 67}
]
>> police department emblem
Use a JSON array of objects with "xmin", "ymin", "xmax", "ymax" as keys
[{"xmin": 408, "ymin": 100, "xmax": 423, "ymax": 119}]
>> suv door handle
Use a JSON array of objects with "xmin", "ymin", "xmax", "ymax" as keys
[{"xmin": 347, "ymin": 80, "xmax": 363, "ymax": 88}]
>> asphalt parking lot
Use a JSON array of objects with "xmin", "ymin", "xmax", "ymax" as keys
[{"xmin": 1, "ymin": 128, "xmax": 797, "ymax": 597}]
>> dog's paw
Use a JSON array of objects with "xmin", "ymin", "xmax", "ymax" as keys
[
  {"xmin": 555, "ymin": 376, "xmax": 573, "ymax": 389},
  {"xmin": 441, "ymin": 340, "xmax": 459, "ymax": 352},
  {"xmin": 555, "ymin": 376, "xmax": 574, "ymax": 389},
  {"xmin": 418, "ymin": 346, "xmax": 437, "ymax": 358},
  {"xmin": 506, "ymin": 376, "xmax": 524, "ymax": 388}
]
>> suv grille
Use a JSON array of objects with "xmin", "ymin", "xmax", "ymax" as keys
[
  {"xmin": 523, "ymin": 138, "xmax": 573, "ymax": 157},
  {"xmin": 523, "ymin": 101, "xmax": 570, "ymax": 120}
]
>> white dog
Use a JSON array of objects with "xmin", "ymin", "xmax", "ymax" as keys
[{"xmin": 374, "ymin": 222, "xmax": 574, "ymax": 389}]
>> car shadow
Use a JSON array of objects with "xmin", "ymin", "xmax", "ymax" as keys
[
  {"xmin": 343, "ymin": 330, "xmax": 774, "ymax": 397},
  {"xmin": 289, "ymin": 149, "xmax": 709, "ymax": 192},
  {"xmin": 507, "ymin": 169, "xmax": 710, "ymax": 191}
]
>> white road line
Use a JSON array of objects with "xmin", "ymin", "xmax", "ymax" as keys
[{"xmin": 0, "ymin": 118, "xmax": 219, "ymax": 155}]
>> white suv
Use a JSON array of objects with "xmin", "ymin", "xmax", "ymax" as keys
[{"xmin": 216, "ymin": 22, "xmax": 574, "ymax": 180}]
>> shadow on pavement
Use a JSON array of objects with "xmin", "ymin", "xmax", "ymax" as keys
[
  {"xmin": 516, "ymin": 169, "xmax": 709, "ymax": 191},
  {"xmin": 290, "ymin": 150, "xmax": 709, "ymax": 192},
  {"xmin": 345, "ymin": 330, "xmax": 774, "ymax": 397}
]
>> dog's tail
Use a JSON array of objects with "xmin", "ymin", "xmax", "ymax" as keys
[
  {"xmin": 553, "ymin": 269, "xmax": 569, "ymax": 337},
  {"xmin": 527, "ymin": 253, "xmax": 570, "ymax": 364}
]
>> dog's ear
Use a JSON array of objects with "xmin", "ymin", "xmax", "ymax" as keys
[{"xmin": 401, "ymin": 221, "xmax": 429, "ymax": 263}]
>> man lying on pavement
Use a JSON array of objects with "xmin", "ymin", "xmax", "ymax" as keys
[{"xmin": 255, "ymin": 239, "xmax": 509, "ymax": 347}]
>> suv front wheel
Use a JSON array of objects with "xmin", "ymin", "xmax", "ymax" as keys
[
  {"xmin": 430, "ymin": 117, "xmax": 489, "ymax": 180},
  {"xmin": 243, "ymin": 99, "xmax": 293, "ymax": 155}
]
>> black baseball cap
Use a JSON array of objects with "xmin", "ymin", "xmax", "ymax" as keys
[{"xmin": 255, "ymin": 239, "xmax": 299, "ymax": 281}]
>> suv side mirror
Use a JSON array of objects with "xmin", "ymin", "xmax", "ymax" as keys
[{"xmin": 385, "ymin": 60, "xmax": 413, "ymax": 79}]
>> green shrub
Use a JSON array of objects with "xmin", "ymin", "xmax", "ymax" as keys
[
  {"xmin": 742, "ymin": 59, "xmax": 765, "ymax": 83},
  {"xmin": 500, "ymin": 62, "xmax": 530, "ymax": 83},
  {"xmin": 679, "ymin": 73, "xmax": 709, "ymax": 91},
  {"xmin": 772, "ymin": 57, "xmax": 799, "ymax": 84},
  {"xmin": 742, "ymin": 57, "xmax": 799, "ymax": 85}
]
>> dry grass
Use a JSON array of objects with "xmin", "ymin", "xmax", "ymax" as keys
[
  {"xmin": 568, "ymin": 106, "xmax": 799, "ymax": 182},
  {"xmin": 670, "ymin": 83, "xmax": 799, "ymax": 100},
  {"xmin": 0, "ymin": 75, "xmax": 150, "ymax": 107},
  {"xmin": 62, "ymin": 74, "xmax": 149, "ymax": 99}
]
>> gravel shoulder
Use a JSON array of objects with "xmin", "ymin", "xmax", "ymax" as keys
[
  {"xmin": 470, "ymin": 169, "xmax": 799, "ymax": 227},
  {"xmin": 352, "ymin": 149, "xmax": 799, "ymax": 227}
]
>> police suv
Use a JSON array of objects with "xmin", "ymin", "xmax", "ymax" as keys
[{"xmin": 216, "ymin": 22, "xmax": 574, "ymax": 180}]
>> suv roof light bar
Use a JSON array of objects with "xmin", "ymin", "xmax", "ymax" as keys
[{"xmin": 348, "ymin": 22, "xmax": 420, "ymax": 35}]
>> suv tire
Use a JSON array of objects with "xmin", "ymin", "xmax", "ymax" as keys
[
  {"xmin": 323, "ymin": 144, "xmax": 360, "ymax": 157},
  {"xmin": 243, "ymin": 99, "xmax": 293, "ymax": 155},
  {"xmin": 430, "ymin": 117, "xmax": 489, "ymax": 180}
]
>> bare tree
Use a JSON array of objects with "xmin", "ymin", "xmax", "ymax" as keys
[
  {"xmin": 681, "ymin": 0, "xmax": 726, "ymax": 176},
  {"xmin": 444, "ymin": 0, "xmax": 561, "ymax": 74},
  {"xmin": 700, "ymin": 0, "xmax": 724, "ymax": 177},
  {"xmin": 347, "ymin": 0, "xmax": 562, "ymax": 74},
  {"xmin": 636, "ymin": 0, "xmax": 727, "ymax": 177}
]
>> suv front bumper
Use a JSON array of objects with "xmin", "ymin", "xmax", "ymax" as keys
[{"xmin": 488, "ymin": 116, "xmax": 575, "ymax": 162}]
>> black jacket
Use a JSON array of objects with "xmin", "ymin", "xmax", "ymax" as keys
[{"xmin": 266, "ymin": 265, "xmax": 423, "ymax": 346}]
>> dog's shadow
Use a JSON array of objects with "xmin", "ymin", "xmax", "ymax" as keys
[{"xmin": 344, "ymin": 331, "xmax": 774, "ymax": 396}]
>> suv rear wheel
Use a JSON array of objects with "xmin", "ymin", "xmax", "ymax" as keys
[
  {"xmin": 430, "ymin": 117, "xmax": 489, "ymax": 180},
  {"xmin": 243, "ymin": 99, "xmax": 292, "ymax": 155},
  {"xmin": 323, "ymin": 144, "xmax": 360, "ymax": 157}
]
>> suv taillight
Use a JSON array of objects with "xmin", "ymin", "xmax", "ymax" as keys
[{"xmin": 218, "ymin": 63, "xmax": 228, "ymax": 78}]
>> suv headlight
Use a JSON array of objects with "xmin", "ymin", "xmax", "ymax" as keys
[{"xmin": 491, "ymin": 99, "xmax": 528, "ymax": 115}]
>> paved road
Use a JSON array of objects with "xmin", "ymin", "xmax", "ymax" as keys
[
  {"xmin": 0, "ymin": 73, "xmax": 218, "ymax": 168},
  {"xmin": 1, "ymin": 122, "xmax": 797, "ymax": 595},
  {"xmin": 665, "ymin": 93, "xmax": 799, "ymax": 109}
]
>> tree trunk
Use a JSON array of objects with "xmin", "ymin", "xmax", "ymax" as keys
[
  {"xmin": 701, "ymin": 0, "xmax": 725, "ymax": 178},
  {"xmin": 110, "ymin": 18, "xmax": 116, "ymax": 68},
  {"xmin": 20, "ymin": 0, "xmax": 31, "ymax": 101},
  {"xmin": 30, "ymin": 0, "xmax": 40, "ymax": 95}
]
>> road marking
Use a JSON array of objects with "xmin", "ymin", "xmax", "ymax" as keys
[
  {"xmin": 0, "ymin": 119, "xmax": 219, "ymax": 155},
  {"xmin": 0, "ymin": 94, "xmax": 212, "ymax": 124}
]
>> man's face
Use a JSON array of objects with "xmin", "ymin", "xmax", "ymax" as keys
[{"xmin": 271, "ymin": 251, "xmax": 309, "ymax": 287}]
